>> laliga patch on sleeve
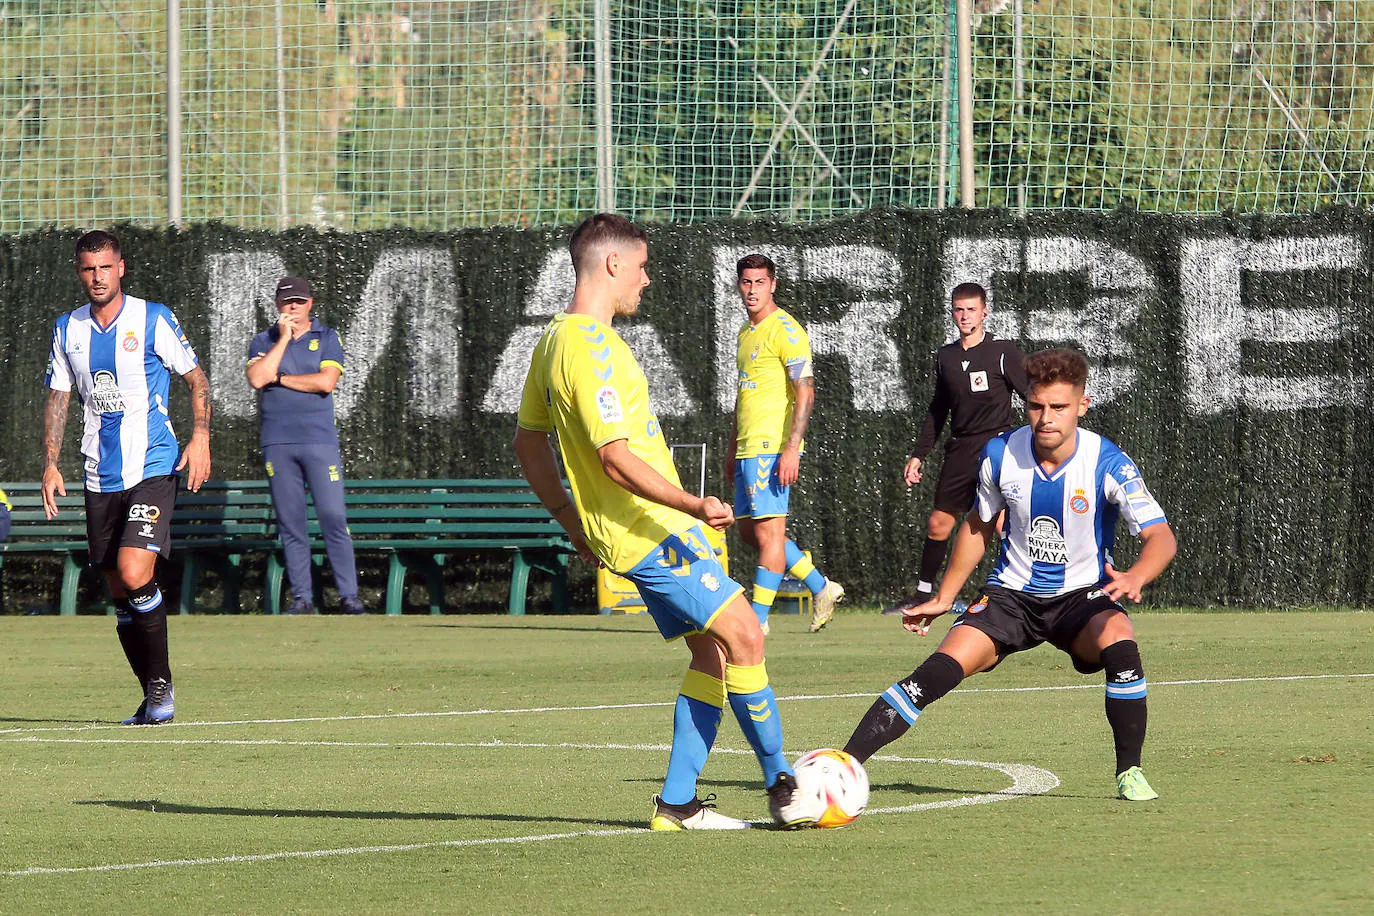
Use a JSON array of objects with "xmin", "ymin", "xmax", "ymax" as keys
[{"xmin": 596, "ymin": 385, "xmax": 625, "ymax": 424}]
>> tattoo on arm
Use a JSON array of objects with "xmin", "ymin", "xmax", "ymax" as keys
[
  {"xmin": 185, "ymin": 367, "xmax": 212, "ymax": 436},
  {"xmin": 788, "ymin": 377, "xmax": 815, "ymax": 446},
  {"xmin": 42, "ymin": 390, "xmax": 70, "ymax": 469}
]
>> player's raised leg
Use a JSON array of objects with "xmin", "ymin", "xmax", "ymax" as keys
[{"xmin": 783, "ymin": 540, "xmax": 843, "ymax": 632}]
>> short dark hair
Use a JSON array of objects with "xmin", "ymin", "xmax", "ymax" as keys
[
  {"xmin": 736, "ymin": 253, "xmax": 776, "ymax": 279},
  {"xmin": 951, "ymin": 282, "xmax": 986, "ymax": 305},
  {"xmin": 75, "ymin": 229, "xmax": 120, "ymax": 262},
  {"xmin": 1025, "ymin": 348, "xmax": 1090, "ymax": 391},
  {"xmin": 568, "ymin": 213, "xmax": 647, "ymax": 277}
]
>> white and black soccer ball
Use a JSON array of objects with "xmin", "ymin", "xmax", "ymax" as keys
[{"xmin": 792, "ymin": 748, "xmax": 869, "ymax": 828}]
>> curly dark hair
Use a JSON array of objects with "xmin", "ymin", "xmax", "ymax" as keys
[{"xmin": 1025, "ymin": 348, "xmax": 1089, "ymax": 390}]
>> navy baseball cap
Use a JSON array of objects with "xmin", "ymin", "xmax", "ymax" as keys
[{"xmin": 275, "ymin": 276, "xmax": 313, "ymax": 302}]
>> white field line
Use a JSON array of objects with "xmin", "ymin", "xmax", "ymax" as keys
[
  {"xmin": 1, "ymin": 753, "xmax": 1056, "ymax": 877},
  {"xmin": 0, "ymin": 672, "xmax": 1368, "ymax": 738}
]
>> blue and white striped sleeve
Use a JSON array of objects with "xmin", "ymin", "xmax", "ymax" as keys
[
  {"xmin": 975, "ymin": 434, "xmax": 1008, "ymax": 523},
  {"xmin": 1102, "ymin": 446, "xmax": 1166, "ymax": 535},
  {"xmin": 45, "ymin": 316, "xmax": 72, "ymax": 391},
  {"xmin": 151, "ymin": 304, "xmax": 200, "ymax": 375}
]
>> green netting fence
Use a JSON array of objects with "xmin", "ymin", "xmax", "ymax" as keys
[{"xmin": 2, "ymin": 1, "xmax": 1370, "ymax": 232}]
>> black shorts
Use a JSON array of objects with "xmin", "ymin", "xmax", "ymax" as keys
[
  {"xmin": 85, "ymin": 475, "xmax": 178, "ymax": 569},
  {"xmin": 950, "ymin": 584, "xmax": 1126, "ymax": 674},
  {"xmin": 933, "ymin": 430, "xmax": 1007, "ymax": 515}
]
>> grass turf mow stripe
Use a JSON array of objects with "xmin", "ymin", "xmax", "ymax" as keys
[
  {"xmin": 1, "ymin": 752, "xmax": 1057, "ymax": 878},
  {"xmin": 0, "ymin": 672, "xmax": 1367, "ymax": 737}
]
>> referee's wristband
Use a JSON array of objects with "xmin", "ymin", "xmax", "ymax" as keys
[
  {"xmin": 275, "ymin": 372, "xmax": 283, "ymax": 386},
  {"xmin": 549, "ymin": 501, "xmax": 572, "ymax": 517}
]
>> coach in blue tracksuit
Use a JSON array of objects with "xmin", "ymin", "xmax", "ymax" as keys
[{"xmin": 246, "ymin": 277, "xmax": 365, "ymax": 615}]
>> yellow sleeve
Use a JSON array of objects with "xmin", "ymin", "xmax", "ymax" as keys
[
  {"xmin": 516, "ymin": 357, "xmax": 553, "ymax": 432},
  {"xmin": 568, "ymin": 341, "xmax": 638, "ymax": 449},
  {"xmin": 775, "ymin": 316, "xmax": 814, "ymax": 381}
]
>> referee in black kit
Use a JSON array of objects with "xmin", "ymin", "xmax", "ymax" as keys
[{"xmin": 890, "ymin": 282, "xmax": 1027, "ymax": 612}]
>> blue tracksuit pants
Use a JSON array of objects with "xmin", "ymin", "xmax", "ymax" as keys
[{"xmin": 264, "ymin": 442, "xmax": 359, "ymax": 603}]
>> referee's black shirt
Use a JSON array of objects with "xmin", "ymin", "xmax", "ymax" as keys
[{"xmin": 912, "ymin": 333, "xmax": 1028, "ymax": 460}]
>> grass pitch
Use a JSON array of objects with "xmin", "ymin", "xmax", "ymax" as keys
[{"xmin": 1, "ymin": 610, "xmax": 1370, "ymax": 914}]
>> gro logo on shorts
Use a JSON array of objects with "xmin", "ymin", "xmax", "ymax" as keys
[{"xmin": 127, "ymin": 503, "xmax": 162, "ymax": 523}]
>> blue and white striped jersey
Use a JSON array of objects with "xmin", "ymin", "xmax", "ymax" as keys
[
  {"xmin": 45, "ymin": 296, "xmax": 201, "ymax": 493},
  {"xmin": 976, "ymin": 427, "xmax": 1167, "ymax": 596}
]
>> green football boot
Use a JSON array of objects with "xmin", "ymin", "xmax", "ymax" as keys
[{"xmin": 1117, "ymin": 766, "xmax": 1159, "ymax": 801}]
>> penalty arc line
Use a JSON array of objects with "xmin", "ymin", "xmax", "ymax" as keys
[
  {"xmin": 0, "ymin": 672, "xmax": 1369, "ymax": 738},
  {"xmin": 0, "ymin": 754, "xmax": 1056, "ymax": 877}
]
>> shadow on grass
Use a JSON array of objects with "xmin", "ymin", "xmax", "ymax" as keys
[
  {"xmin": 422, "ymin": 623, "xmax": 649, "ymax": 635},
  {"xmin": 0, "ymin": 717, "xmax": 102, "ymax": 725},
  {"xmin": 76, "ymin": 799, "xmax": 643, "ymax": 829},
  {"xmin": 624, "ymin": 776, "xmax": 992, "ymax": 796}
]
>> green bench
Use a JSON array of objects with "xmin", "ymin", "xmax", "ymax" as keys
[
  {"xmin": 0, "ymin": 481, "xmax": 276, "ymax": 616},
  {"xmin": 261, "ymin": 479, "xmax": 574, "ymax": 616},
  {"xmin": 0, "ymin": 486, "xmax": 91, "ymax": 616},
  {"xmin": 0, "ymin": 479, "xmax": 572, "ymax": 616}
]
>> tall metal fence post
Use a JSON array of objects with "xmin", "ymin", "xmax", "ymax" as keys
[
  {"xmin": 1013, "ymin": 0, "xmax": 1025, "ymax": 213},
  {"xmin": 166, "ymin": 0, "xmax": 183, "ymax": 226},
  {"xmin": 274, "ymin": 0, "xmax": 290, "ymax": 228},
  {"xmin": 937, "ymin": 2, "xmax": 953, "ymax": 209},
  {"xmin": 956, "ymin": 0, "xmax": 975, "ymax": 208},
  {"xmin": 593, "ymin": 0, "xmax": 616, "ymax": 213}
]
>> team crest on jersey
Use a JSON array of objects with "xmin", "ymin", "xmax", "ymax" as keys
[
  {"xmin": 1028, "ymin": 516, "xmax": 1069, "ymax": 564},
  {"xmin": 595, "ymin": 385, "xmax": 624, "ymax": 423},
  {"xmin": 967, "ymin": 594, "xmax": 989, "ymax": 614},
  {"xmin": 1070, "ymin": 488, "xmax": 1090, "ymax": 514},
  {"xmin": 700, "ymin": 573, "xmax": 721, "ymax": 592},
  {"xmin": 750, "ymin": 345, "xmax": 760, "ymax": 361},
  {"xmin": 90, "ymin": 370, "xmax": 126, "ymax": 414},
  {"xmin": 121, "ymin": 331, "xmax": 139, "ymax": 352},
  {"xmin": 969, "ymin": 370, "xmax": 988, "ymax": 392},
  {"xmin": 309, "ymin": 339, "xmax": 320, "ymax": 351}
]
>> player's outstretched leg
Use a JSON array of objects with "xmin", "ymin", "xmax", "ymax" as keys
[
  {"xmin": 1102, "ymin": 640, "xmax": 1157, "ymax": 800},
  {"xmin": 651, "ymin": 662, "xmax": 749, "ymax": 830},
  {"xmin": 842, "ymin": 652, "xmax": 964, "ymax": 762},
  {"xmin": 784, "ymin": 541, "xmax": 843, "ymax": 632}
]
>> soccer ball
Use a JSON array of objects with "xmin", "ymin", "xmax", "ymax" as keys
[{"xmin": 792, "ymin": 748, "xmax": 869, "ymax": 828}]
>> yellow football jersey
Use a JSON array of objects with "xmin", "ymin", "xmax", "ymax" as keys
[
  {"xmin": 734, "ymin": 308, "xmax": 813, "ymax": 459},
  {"xmin": 517, "ymin": 313, "xmax": 696, "ymax": 573}
]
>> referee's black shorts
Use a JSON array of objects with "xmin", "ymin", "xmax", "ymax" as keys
[{"xmin": 932, "ymin": 429, "xmax": 1009, "ymax": 515}]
